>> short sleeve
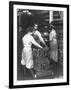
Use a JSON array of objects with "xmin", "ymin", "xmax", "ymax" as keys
[{"xmin": 34, "ymin": 30, "xmax": 41, "ymax": 37}]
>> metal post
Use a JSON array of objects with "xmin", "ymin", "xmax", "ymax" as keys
[{"xmin": 49, "ymin": 11, "xmax": 53, "ymax": 23}]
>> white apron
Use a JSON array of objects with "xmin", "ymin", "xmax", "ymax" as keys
[
  {"xmin": 21, "ymin": 46, "xmax": 33, "ymax": 69},
  {"xmin": 49, "ymin": 29, "xmax": 58, "ymax": 62}
]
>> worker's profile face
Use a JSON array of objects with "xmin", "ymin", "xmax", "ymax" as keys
[{"xmin": 34, "ymin": 24, "xmax": 38, "ymax": 30}]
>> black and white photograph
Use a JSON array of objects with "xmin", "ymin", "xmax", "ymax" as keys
[
  {"xmin": 9, "ymin": 1, "xmax": 69, "ymax": 88},
  {"xmin": 17, "ymin": 9, "xmax": 63, "ymax": 80}
]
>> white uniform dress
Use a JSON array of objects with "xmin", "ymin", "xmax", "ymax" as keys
[
  {"xmin": 49, "ymin": 29, "xmax": 58, "ymax": 62},
  {"xmin": 21, "ymin": 33, "xmax": 42, "ymax": 69}
]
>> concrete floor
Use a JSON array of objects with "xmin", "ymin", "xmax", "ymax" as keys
[{"xmin": 17, "ymin": 59, "xmax": 63, "ymax": 80}]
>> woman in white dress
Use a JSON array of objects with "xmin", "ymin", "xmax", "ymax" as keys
[
  {"xmin": 21, "ymin": 27, "xmax": 43, "ymax": 77},
  {"xmin": 49, "ymin": 24, "xmax": 58, "ymax": 62}
]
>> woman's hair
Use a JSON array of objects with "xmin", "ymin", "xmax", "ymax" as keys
[{"xmin": 48, "ymin": 23, "xmax": 55, "ymax": 30}]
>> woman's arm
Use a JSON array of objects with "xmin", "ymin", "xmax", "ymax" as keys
[
  {"xmin": 35, "ymin": 31, "xmax": 47, "ymax": 46},
  {"xmin": 31, "ymin": 36, "xmax": 43, "ymax": 49}
]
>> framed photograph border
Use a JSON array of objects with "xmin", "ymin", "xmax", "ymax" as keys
[{"xmin": 9, "ymin": 1, "xmax": 69, "ymax": 89}]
